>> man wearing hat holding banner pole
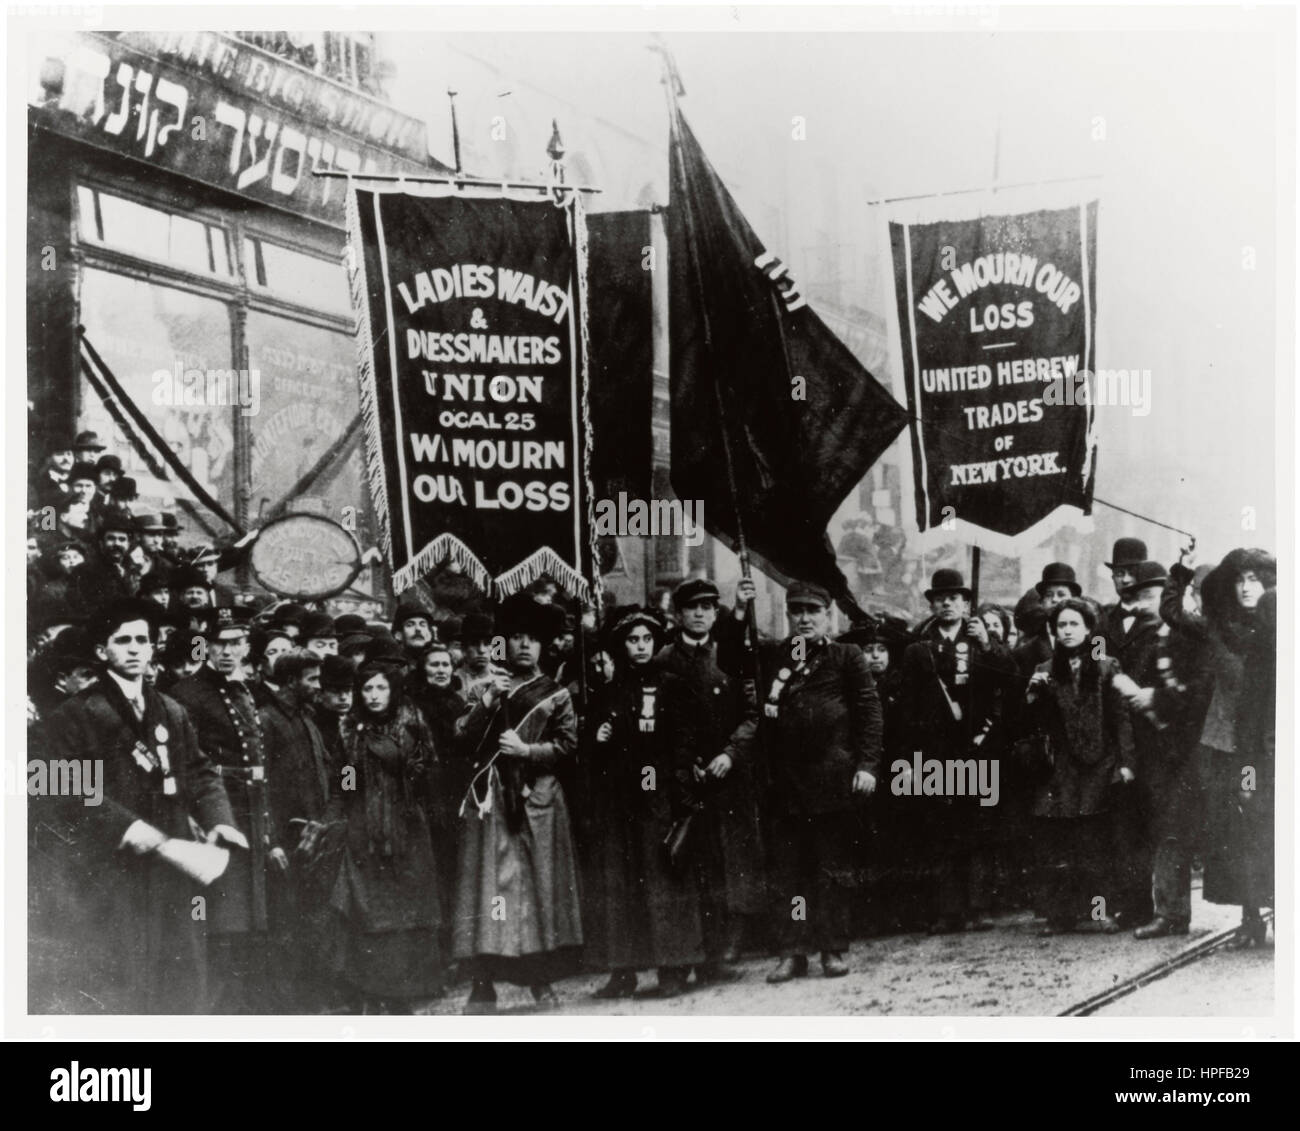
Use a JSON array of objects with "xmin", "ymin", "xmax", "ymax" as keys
[
  {"xmin": 900, "ymin": 568, "xmax": 1016, "ymax": 934},
  {"xmin": 656, "ymin": 577, "xmax": 765, "ymax": 980}
]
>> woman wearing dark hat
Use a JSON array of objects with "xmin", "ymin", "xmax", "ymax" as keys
[
  {"xmin": 582, "ymin": 606, "xmax": 708, "ymax": 999},
  {"xmin": 451, "ymin": 593, "xmax": 583, "ymax": 1013},
  {"xmin": 1160, "ymin": 545, "xmax": 1277, "ymax": 946},
  {"xmin": 1022, "ymin": 598, "xmax": 1135, "ymax": 935},
  {"xmin": 322, "ymin": 661, "xmax": 443, "ymax": 1012},
  {"xmin": 900, "ymin": 568, "xmax": 1017, "ymax": 933}
]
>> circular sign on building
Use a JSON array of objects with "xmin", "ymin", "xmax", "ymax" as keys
[{"xmin": 249, "ymin": 513, "xmax": 363, "ymax": 599}]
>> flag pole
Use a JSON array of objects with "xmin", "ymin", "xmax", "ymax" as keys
[
  {"xmin": 447, "ymin": 87, "xmax": 462, "ymax": 174},
  {"xmin": 653, "ymin": 40, "xmax": 764, "ymax": 663}
]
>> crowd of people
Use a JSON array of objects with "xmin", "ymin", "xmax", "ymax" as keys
[{"xmin": 26, "ymin": 434, "xmax": 1277, "ymax": 1014}]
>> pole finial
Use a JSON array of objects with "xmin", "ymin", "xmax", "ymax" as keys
[{"xmin": 547, "ymin": 119, "xmax": 565, "ymax": 162}]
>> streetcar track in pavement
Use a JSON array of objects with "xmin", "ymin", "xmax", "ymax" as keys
[{"xmin": 1058, "ymin": 911, "xmax": 1274, "ymax": 1017}]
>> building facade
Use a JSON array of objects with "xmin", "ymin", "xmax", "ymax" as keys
[{"xmin": 28, "ymin": 30, "xmax": 450, "ymax": 613}]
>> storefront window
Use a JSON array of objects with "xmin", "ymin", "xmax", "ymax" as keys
[
  {"xmin": 245, "ymin": 310, "xmax": 376, "ymax": 590},
  {"xmin": 78, "ymin": 184, "xmax": 233, "ymax": 278},
  {"xmin": 244, "ymin": 236, "xmax": 352, "ymax": 316},
  {"xmin": 78, "ymin": 267, "xmax": 236, "ymax": 521}
]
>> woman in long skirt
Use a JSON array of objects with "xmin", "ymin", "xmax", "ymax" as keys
[
  {"xmin": 451, "ymin": 593, "xmax": 583, "ymax": 1014},
  {"xmin": 1023, "ymin": 598, "xmax": 1135, "ymax": 935},
  {"xmin": 583, "ymin": 606, "xmax": 708, "ymax": 999},
  {"xmin": 1161, "ymin": 547, "xmax": 1276, "ymax": 945},
  {"xmin": 324, "ymin": 662, "xmax": 443, "ymax": 1012}
]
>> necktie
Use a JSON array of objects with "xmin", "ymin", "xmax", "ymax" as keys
[{"xmin": 131, "ymin": 693, "xmax": 145, "ymax": 722}]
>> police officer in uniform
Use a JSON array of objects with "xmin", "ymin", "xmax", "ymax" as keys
[{"xmin": 171, "ymin": 606, "xmax": 284, "ymax": 1012}]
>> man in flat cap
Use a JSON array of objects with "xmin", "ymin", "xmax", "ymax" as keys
[
  {"xmin": 189, "ymin": 545, "xmax": 237, "ymax": 609},
  {"xmin": 171, "ymin": 606, "xmax": 282, "ymax": 1012},
  {"xmin": 655, "ymin": 577, "xmax": 764, "ymax": 981},
  {"xmin": 30, "ymin": 598, "xmax": 236, "ymax": 1013},
  {"xmin": 900, "ymin": 568, "xmax": 1016, "ymax": 934},
  {"xmin": 761, "ymin": 581, "xmax": 882, "ymax": 982}
]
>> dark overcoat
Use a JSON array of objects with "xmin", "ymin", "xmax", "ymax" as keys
[
  {"xmin": 758, "ymin": 637, "xmax": 883, "ymax": 817},
  {"xmin": 1024, "ymin": 655, "xmax": 1135, "ymax": 820},
  {"xmin": 583, "ymin": 666, "xmax": 708, "ymax": 971},
  {"xmin": 30, "ymin": 679, "xmax": 234, "ymax": 1013},
  {"xmin": 656, "ymin": 638, "xmax": 765, "ymax": 913},
  {"xmin": 171, "ymin": 667, "xmax": 274, "ymax": 934}
]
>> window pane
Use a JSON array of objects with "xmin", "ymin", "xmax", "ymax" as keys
[
  {"xmin": 76, "ymin": 185, "xmax": 98, "ymax": 239},
  {"xmin": 77, "ymin": 267, "xmax": 235, "ymax": 522},
  {"xmin": 245, "ymin": 310, "xmax": 375, "ymax": 593},
  {"xmin": 79, "ymin": 186, "xmax": 232, "ymax": 278},
  {"xmin": 251, "ymin": 239, "xmax": 352, "ymax": 316},
  {"xmin": 169, "ymin": 213, "xmax": 211, "ymax": 274},
  {"xmin": 244, "ymin": 237, "xmax": 265, "ymax": 286},
  {"xmin": 210, "ymin": 227, "xmax": 231, "ymax": 276},
  {"xmin": 97, "ymin": 191, "xmax": 169, "ymax": 261}
]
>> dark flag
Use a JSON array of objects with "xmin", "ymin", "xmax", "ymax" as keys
[
  {"xmin": 667, "ymin": 106, "xmax": 908, "ymax": 614},
  {"xmin": 588, "ymin": 211, "xmax": 654, "ymax": 501}
]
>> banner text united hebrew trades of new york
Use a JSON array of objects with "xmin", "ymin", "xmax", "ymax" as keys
[{"xmin": 890, "ymin": 202, "xmax": 1099, "ymax": 539}]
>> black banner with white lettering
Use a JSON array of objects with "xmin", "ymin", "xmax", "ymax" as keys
[
  {"xmin": 890, "ymin": 203, "xmax": 1098, "ymax": 537},
  {"xmin": 347, "ymin": 188, "xmax": 592, "ymax": 598}
]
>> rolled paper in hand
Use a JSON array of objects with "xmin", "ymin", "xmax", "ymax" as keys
[{"xmin": 156, "ymin": 838, "xmax": 230, "ymax": 886}]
